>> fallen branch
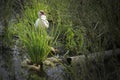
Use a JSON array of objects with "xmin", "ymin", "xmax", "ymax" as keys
[
  {"xmin": 67, "ymin": 49, "xmax": 120, "ymax": 65},
  {"xmin": 21, "ymin": 49, "xmax": 120, "ymax": 71}
]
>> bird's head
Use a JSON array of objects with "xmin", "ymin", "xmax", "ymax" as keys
[{"xmin": 38, "ymin": 10, "xmax": 45, "ymax": 17}]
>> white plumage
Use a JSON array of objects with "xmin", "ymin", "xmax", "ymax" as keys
[
  {"xmin": 34, "ymin": 11, "xmax": 58, "ymax": 53},
  {"xmin": 35, "ymin": 11, "xmax": 49, "ymax": 28}
]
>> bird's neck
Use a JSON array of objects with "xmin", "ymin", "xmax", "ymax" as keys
[{"xmin": 40, "ymin": 15, "xmax": 46, "ymax": 20}]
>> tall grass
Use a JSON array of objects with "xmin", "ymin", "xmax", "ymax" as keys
[
  {"xmin": 19, "ymin": 0, "xmax": 59, "ymax": 63},
  {"xmin": 5, "ymin": 0, "xmax": 59, "ymax": 64},
  {"xmin": 3, "ymin": 0, "xmax": 120, "ymax": 54},
  {"xmin": 5, "ymin": 0, "xmax": 120, "ymax": 56},
  {"xmin": 19, "ymin": 26, "xmax": 51, "ymax": 64}
]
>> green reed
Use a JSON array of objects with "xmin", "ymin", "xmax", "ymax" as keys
[{"xmin": 19, "ymin": 26, "xmax": 51, "ymax": 63}]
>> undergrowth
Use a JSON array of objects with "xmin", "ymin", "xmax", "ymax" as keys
[{"xmin": 1, "ymin": 0, "xmax": 120, "ymax": 80}]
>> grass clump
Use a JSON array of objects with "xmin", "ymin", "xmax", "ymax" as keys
[{"xmin": 19, "ymin": 26, "xmax": 51, "ymax": 64}]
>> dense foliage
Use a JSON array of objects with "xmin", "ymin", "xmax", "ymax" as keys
[
  {"xmin": 2, "ymin": 0, "xmax": 120, "ymax": 54},
  {"xmin": 1, "ymin": 0, "xmax": 120, "ymax": 80}
]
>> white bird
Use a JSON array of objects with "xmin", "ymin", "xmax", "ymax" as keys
[
  {"xmin": 34, "ymin": 11, "xmax": 58, "ymax": 53},
  {"xmin": 35, "ymin": 10, "xmax": 49, "ymax": 28}
]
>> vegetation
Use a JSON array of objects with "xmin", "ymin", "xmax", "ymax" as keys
[
  {"xmin": 19, "ymin": 26, "xmax": 51, "ymax": 64},
  {"xmin": 3, "ymin": 0, "xmax": 120, "ymax": 54},
  {"xmin": 4, "ymin": 0, "xmax": 59, "ymax": 64},
  {"xmin": 1, "ymin": 0, "xmax": 120, "ymax": 80}
]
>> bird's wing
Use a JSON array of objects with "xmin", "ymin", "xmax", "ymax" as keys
[
  {"xmin": 42, "ymin": 19, "xmax": 49, "ymax": 28},
  {"xmin": 34, "ymin": 19, "xmax": 40, "ymax": 28}
]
